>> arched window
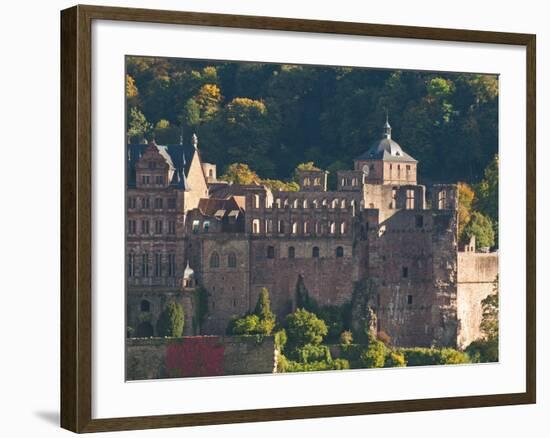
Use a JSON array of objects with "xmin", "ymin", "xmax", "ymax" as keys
[
  {"xmin": 312, "ymin": 247, "xmax": 320, "ymax": 258},
  {"xmin": 341, "ymin": 199, "xmax": 346, "ymax": 208},
  {"xmin": 303, "ymin": 199, "xmax": 308, "ymax": 208},
  {"xmin": 303, "ymin": 221, "xmax": 310, "ymax": 234},
  {"xmin": 227, "ymin": 252, "xmax": 237, "ymax": 268},
  {"xmin": 336, "ymin": 246, "xmax": 344, "ymax": 258},
  {"xmin": 278, "ymin": 220, "xmax": 285, "ymax": 234},
  {"xmin": 210, "ymin": 252, "xmax": 220, "ymax": 268},
  {"xmin": 254, "ymin": 220, "xmax": 260, "ymax": 234},
  {"xmin": 304, "ymin": 177, "xmax": 310, "ymax": 186},
  {"xmin": 275, "ymin": 198, "xmax": 281, "ymax": 208},
  {"xmin": 292, "ymin": 222, "xmax": 298, "ymax": 234},
  {"xmin": 332, "ymin": 199, "xmax": 338, "ymax": 209},
  {"xmin": 288, "ymin": 247, "xmax": 295, "ymax": 259},
  {"xmin": 322, "ymin": 199, "xmax": 328, "ymax": 207},
  {"xmin": 330, "ymin": 222, "xmax": 336, "ymax": 234},
  {"xmin": 312, "ymin": 199, "xmax": 318, "ymax": 208},
  {"xmin": 340, "ymin": 221, "xmax": 346, "ymax": 234},
  {"xmin": 267, "ymin": 246, "xmax": 275, "ymax": 259},
  {"xmin": 293, "ymin": 199, "xmax": 299, "ymax": 209},
  {"xmin": 140, "ymin": 299, "xmax": 150, "ymax": 312},
  {"xmin": 254, "ymin": 194, "xmax": 260, "ymax": 209}
]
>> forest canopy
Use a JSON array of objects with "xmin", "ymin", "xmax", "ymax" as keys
[{"xmin": 126, "ymin": 56, "xmax": 498, "ymax": 186}]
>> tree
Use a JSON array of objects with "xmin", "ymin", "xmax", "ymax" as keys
[
  {"xmin": 458, "ymin": 182, "xmax": 475, "ymax": 239},
  {"xmin": 286, "ymin": 309, "xmax": 328, "ymax": 348},
  {"xmin": 127, "ymin": 107, "xmax": 152, "ymax": 143},
  {"xmin": 156, "ymin": 302, "xmax": 184, "ymax": 337},
  {"xmin": 359, "ymin": 334, "xmax": 387, "ymax": 368},
  {"xmin": 462, "ymin": 211, "xmax": 495, "ymax": 249},
  {"xmin": 292, "ymin": 162, "xmax": 321, "ymax": 182},
  {"xmin": 231, "ymin": 314, "xmax": 261, "ymax": 335},
  {"xmin": 261, "ymin": 179, "xmax": 300, "ymax": 192},
  {"xmin": 480, "ymin": 276, "xmax": 499, "ymax": 340},
  {"xmin": 475, "ymin": 154, "xmax": 499, "ymax": 242},
  {"xmin": 230, "ymin": 288, "xmax": 276, "ymax": 335},
  {"xmin": 219, "ymin": 163, "xmax": 261, "ymax": 185}
]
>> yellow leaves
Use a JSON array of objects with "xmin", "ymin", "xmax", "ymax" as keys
[
  {"xmin": 458, "ymin": 182, "xmax": 475, "ymax": 237},
  {"xmin": 126, "ymin": 74, "xmax": 138, "ymax": 98}
]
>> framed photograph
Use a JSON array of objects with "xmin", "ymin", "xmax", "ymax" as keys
[{"xmin": 60, "ymin": 4, "xmax": 536, "ymax": 433}]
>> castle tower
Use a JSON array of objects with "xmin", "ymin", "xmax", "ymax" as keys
[{"xmin": 353, "ymin": 118, "xmax": 418, "ymax": 185}]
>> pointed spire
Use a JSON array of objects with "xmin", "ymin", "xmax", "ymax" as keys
[
  {"xmin": 383, "ymin": 110, "xmax": 392, "ymax": 139},
  {"xmin": 192, "ymin": 133, "xmax": 198, "ymax": 149}
]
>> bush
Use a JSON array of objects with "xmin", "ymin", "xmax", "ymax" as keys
[
  {"xmin": 286, "ymin": 308, "xmax": 328, "ymax": 348},
  {"xmin": 229, "ymin": 287, "xmax": 276, "ymax": 335},
  {"xmin": 401, "ymin": 347, "xmax": 470, "ymax": 366},
  {"xmin": 231, "ymin": 314, "xmax": 261, "ymax": 335},
  {"xmin": 339, "ymin": 344, "xmax": 363, "ymax": 367},
  {"xmin": 465, "ymin": 338, "xmax": 498, "ymax": 363},
  {"xmin": 290, "ymin": 344, "xmax": 332, "ymax": 364},
  {"xmin": 462, "ymin": 211, "xmax": 495, "ymax": 249},
  {"xmin": 359, "ymin": 337, "xmax": 387, "ymax": 368},
  {"xmin": 278, "ymin": 356, "xmax": 350, "ymax": 373},
  {"xmin": 156, "ymin": 302, "xmax": 184, "ymax": 337},
  {"xmin": 274, "ymin": 329, "xmax": 287, "ymax": 351},
  {"xmin": 384, "ymin": 350, "xmax": 406, "ymax": 367},
  {"xmin": 340, "ymin": 330, "xmax": 353, "ymax": 345}
]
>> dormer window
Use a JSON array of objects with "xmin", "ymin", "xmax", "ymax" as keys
[{"xmin": 141, "ymin": 175, "xmax": 150, "ymax": 185}]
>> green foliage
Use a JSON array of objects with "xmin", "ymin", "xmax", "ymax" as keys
[
  {"xmin": 359, "ymin": 335, "xmax": 387, "ymax": 368},
  {"xmin": 480, "ymin": 277, "xmax": 499, "ymax": 340},
  {"xmin": 220, "ymin": 163, "xmax": 261, "ymax": 185},
  {"xmin": 231, "ymin": 314, "xmax": 261, "ymax": 335},
  {"xmin": 475, "ymin": 155, "xmax": 499, "ymax": 222},
  {"xmin": 261, "ymin": 179, "xmax": 300, "ymax": 192},
  {"xmin": 127, "ymin": 107, "xmax": 152, "ymax": 143},
  {"xmin": 289, "ymin": 344, "xmax": 332, "ymax": 364},
  {"xmin": 340, "ymin": 330, "xmax": 353, "ymax": 345},
  {"xmin": 286, "ymin": 309, "xmax": 328, "ymax": 348},
  {"xmin": 156, "ymin": 302, "xmax": 184, "ymax": 337},
  {"xmin": 274, "ymin": 329, "xmax": 287, "ymax": 351},
  {"xmin": 401, "ymin": 347, "xmax": 470, "ymax": 366},
  {"xmin": 458, "ymin": 182, "xmax": 475, "ymax": 239},
  {"xmin": 465, "ymin": 338, "xmax": 498, "ymax": 363},
  {"xmin": 384, "ymin": 350, "xmax": 406, "ymax": 367},
  {"xmin": 462, "ymin": 211, "xmax": 495, "ymax": 249},
  {"xmin": 126, "ymin": 57, "xmax": 498, "ymax": 185},
  {"xmin": 278, "ymin": 357, "xmax": 350, "ymax": 373},
  {"xmin": 230, "ymin": 288, "xmax": 276, "ymax": 335}
]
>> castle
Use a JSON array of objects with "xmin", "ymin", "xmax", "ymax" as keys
[{"xmin": 126, "ymin": 121, "xmax": 498, "ymax": 349}]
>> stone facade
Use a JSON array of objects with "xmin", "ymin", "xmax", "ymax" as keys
[
  {"xmin": 126, "ymin": 336, "xmax": 277, "ymax": 380},
  {"xmin": 126, "ymin": 124, "xmax": 498, "ymax": 350}
]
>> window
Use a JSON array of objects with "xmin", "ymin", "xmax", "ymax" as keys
[
  {"xmin": 352, "ymin": 178, "xmax": 357, "ymax": 186},
  {"xmin": 329, "ymin": 222, "xmax": 335, "ymax": 234},
  {"xmin": 391, "ymin": 188, "xmax": 397, "ymax": 209},
  {"xmin": 312, "ymin": 199, "xmax": 318, "ymax": 208},
  {"xmin": 406, "ymin": 189, "xmax": 415, "ymax": 209},
  {"xmin": 140, "ymin": 300, "xmax": 150, "ymax": 312},
  {"xmin": 288, "ymin": 247, "xmax": 295, "ymax": 259},
  {"xmin": 141, "ymin": 253, "xmax": 149, "ymax": 276},
  {"xmin": 128, "ymin": 253, "xmax": 135, "ymax": 277},
  {"xmin": 303, "ymin": 221, "xmax": 310, "ymax": 234},
  {"xmin": 278, "ymin": 220, "xmax": 285, "ymax": 234},
  {"xmin": 314, "ymin": 177, "xmax": 321, "ymax": 185},
  {"xmin": 252, "ymin": 219, "xmax": 260, "ymax": 234},
  {"xmin": 209, "ymin": 169, "xmax": 213, "ymax": 178},
  {"xmin": 155, "ymin": 175, "xmax": 164, "ymax": 185},
  {"xmin": 336, "ymin": 246, "xmax": 344, "ymax": 258},
  {"xmin": 402, "ymin": 267, "xmax": 409, "ymax": 278},
  {"xmin": 254, "ymin": 194, "xmax": 260, "ymax": 209},
  {"xmin": 192, "ymin": 220, "xmax": 200, "ymax": 233},
  {"xmin": 128, "ymin": 197, "xmax": 136, "ymax": 209},
  {"xmin": 210, "ymin": 252, "xmax": 220, "ymax": 268},
  {"xmin": 341, "ymin": 199, "xmax": 346, "ymax": 208},
  {"xmin": 154, "ymin": 253, "xmax": 162, "ymax": 277},
  {"xmin": 340, "ymin": 221, "xmax": 346, "ymax": 234},
  {"xmin": 438, "ymin": 190, "xmax": 447, "ymax": 210},
  {"xmin": 407, "ymin": 295, "xmax": 413, "ymax": 305},
  {"xmin": 128, "ymin": 220, "xmax": 136, "ymax": 234},
  {"xmin": 267, "ymin": 246, "xmax": 275, "ymax": 259},
  {"xmin": 228, "ymin": 253, "xmax": 237, "ymax": 268},
  {"xmin": 141, "ymin": 220, "xmax": 150, "ymax": 234},
  {"xmin": 415, "ymin": 215, "xmax": 424, "ymax": 228},
  {"xmin": 141, "ymin": 175, "xmax": 150, "ymax": 185},
  {"xmin": 154, "ymin": 198, "xmax": 163, "ymax": 209},
  {"xmin": 341, "ymin": 177, "xmax": 346, "ymax": 186},
  {"xmin": 312, "ymin": 247, "xmax": 320, "ymax": 258},
  {"xmin": 332, "ymin": 199, "xmax": 338, "ymax": 209},
  {"xmin": 154, "ymin": 220, "xmax": 162, "ymax": 234},
  {"xmin": 168, "ymin": 220, "xmax": 176, "ymax": 234},
  {"xmin": 141, "ymin": 197, "xmax": 150, "ymax": 209},
  {"xmin": 167, "ymin": 198, "xmax": 176, "ymax": 209},
  {"xmin": 148, "ymin": 161, "xmax": 156, "ymax": 169},
  {"xmin": 167, "ymin": 254, "xmax": 175, "ymax": 276},
  {"xmin": 293, "ymin": 199, "xmax": 299, "ymax": 209},
  {"xmin": 203, "ymin": 221, "xmax": 210, "ymax": 232},
  {"xmin": 304, "ymin": 177, "xmax": 310, "ymax": 186},
  {"xmin": 292, "ymin": 222, "xmax": 298, "ymax": 234},
  {"xmin": 303, "ymin": 199, "xmax": 308, "ymax": 208},
  {"xmin": 406, "ymin": 165, "xmax": 411, "ymax": 172}
]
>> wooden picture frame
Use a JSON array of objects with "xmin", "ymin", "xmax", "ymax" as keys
[{"xmin": 60, "ymin": 4, "xmax": 536, "ymax": 433}]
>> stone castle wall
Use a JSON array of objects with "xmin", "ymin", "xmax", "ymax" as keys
[
  {"xmin": 126, "ymin": 336, "xmax": 277, "ymax": 380},
  {"xmin": 456, "ymin": 252, "xmax": 499, "ymax": 348}
]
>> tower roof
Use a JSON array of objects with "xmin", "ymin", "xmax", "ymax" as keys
[{"xmin": 355, "ymin": 119, "xmax": 417, "ymax": 163}]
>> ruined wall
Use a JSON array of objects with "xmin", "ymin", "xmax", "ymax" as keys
[
  {"xmin": 457, "ymin": 252, "xmax": 499, "ymax": 348},
  {"xmin": 126, "ymin": 336, "xmax": 276, "ymax": 380},
  {"xmin": 368, "ymin": 209, "xmax": 458, "ymax": 348}
]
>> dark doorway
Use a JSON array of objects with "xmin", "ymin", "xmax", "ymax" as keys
[{"xmin": 136, "ymin": 321, "xmax": 153, "ymax": 337}]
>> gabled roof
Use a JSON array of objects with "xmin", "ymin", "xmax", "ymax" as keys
[
  {"xmin": 127, "ymin": 142, "xmax": 199, "ymax": 189},
  {"xmin": 198, "ymin": 197, "xmax": 244, "ymax": 217}
]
